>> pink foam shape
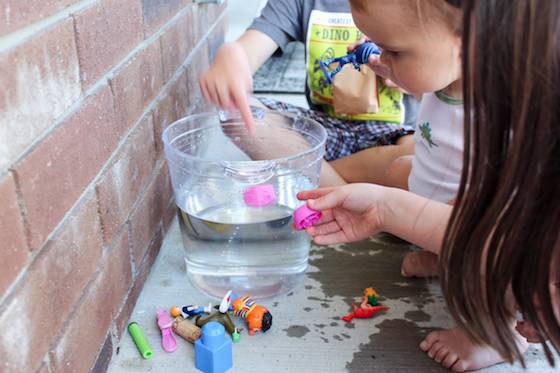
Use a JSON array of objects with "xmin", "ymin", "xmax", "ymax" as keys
[
  {"xmin": 293, "ymin": 204, "xmax": 322, "ymax": 230},
  {"xmin": 243, "ymin": 184, "xmax": 277, "ymax": 207}
]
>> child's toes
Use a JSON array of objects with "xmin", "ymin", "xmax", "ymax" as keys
[
  {"xmin": 442, "ymin": 352, "xmax": 458, "ymax": 368},
  {"xmin": 420, "ymin": 330, "xmax": 440, "ymax": 351},
  {"xmin": 451, "ymin": 359, "xmax": 467, "ymax": 372},
  {"xmin": 428, "ymin": 341, "xmax": 444, "ymax": 359},
  {"xmin": 434, "ymin": 347, "xmax": 449, "ymax": 363}
]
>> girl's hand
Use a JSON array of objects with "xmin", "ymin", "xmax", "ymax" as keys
[
  {"xmin": 200, "ymin": 42, "xmax": 255, "ymax": 131},
  {"xmin": 297, "ymin": 184, "xmax": 387, "ymax": 245}
]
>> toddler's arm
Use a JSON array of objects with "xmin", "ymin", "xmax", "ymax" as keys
[{"xmin": 200, "ymin": 30, "xmax": 278, "ymax": 130}]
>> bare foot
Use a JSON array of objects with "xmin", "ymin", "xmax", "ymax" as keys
[
  {"xmin": 419, "ymin": 326, "xmax": 528, "ymax": 372},
  {"xmin": 401, "ymin": 251, "xmax": 439, "ymax": 278}
]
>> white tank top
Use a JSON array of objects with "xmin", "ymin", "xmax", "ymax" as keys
[{"xmin": 408, "ymin": 92, "xmax": 464, "ymax": 203}]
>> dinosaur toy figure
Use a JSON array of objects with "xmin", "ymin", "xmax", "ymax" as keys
[
  {"xmin": 341, "ymin": 304, "xmax": 389, "ymax": 323},
  {"xmin": 320, "ymin": 42, "xmax": 381, "ymax": 84}
]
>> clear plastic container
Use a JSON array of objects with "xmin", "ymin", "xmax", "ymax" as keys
[{"xmin": 162, "ymin": 108, "xmax": 326, "ymax": 298}]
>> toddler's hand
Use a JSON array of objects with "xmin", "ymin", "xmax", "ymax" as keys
[
  {"xmin": 347, "ymin": 35, "xmax": 370, "ymax": 52},
  {"xmin": 200, "ymin": 43, "xmax": 255, "ymax": 132},
  {"xmin": 297, "ymin": 184, "xmax": 387, "ymax": 245}
]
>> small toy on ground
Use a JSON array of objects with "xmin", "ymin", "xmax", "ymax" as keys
[
  {"xmin": 128, "ymin": 322, "xmax": 153, "ymax": 359},
  {"xmin": 342, "ymin": 304, "xmax": 389, "ymax": 323},
  {"xmin": 157, "ymin": 309, "xmax": 177, "ymax": 352},
  {"xmin": 243, "ymin": 184, "xmax": 277, "ymax": 207},
  {"xmin": 293, "ymin": 204, "xmax": 322, "ymax": 230},
  {"xmin": 184, "ymin": 303, "xmax": 213, "ymax": 318},
  {"xmin": 320, "ymin": 42, "xmax": 381, "ymax": 84},
  {"xmin": 195, "ymin": 321, "xmax": 233, "ymax": 373},
  {"xmin": 173, "ymin": 316, "xmax": 202, "ymax": 343},
  {"xmin": 361, "ymin": 287, "xmax": 380, "ymax": 308},
  {"xmin": 195, "ymin": 291, "xmax": 237, "ymax": 336},
  {"xmin": 231, "ymin": 295, "xmax": 273, "ymax": 335},
  {"xmin": 170, "ymin": 305, "xmax": 182, "ymax": 318}
]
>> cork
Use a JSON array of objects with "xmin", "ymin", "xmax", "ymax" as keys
[{"xmin": 172, "ymin": 317, "xmax": 201, "ymax": 343}]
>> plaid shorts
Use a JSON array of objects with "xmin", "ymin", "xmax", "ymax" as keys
[{"xmin": 256, "ymin": 96, "xmax": 419, "ymax": 161}]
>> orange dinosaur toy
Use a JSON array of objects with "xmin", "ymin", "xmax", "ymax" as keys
[{"xmin": 231, "ymin": 295, "xmax": 272, "ymax": 335}]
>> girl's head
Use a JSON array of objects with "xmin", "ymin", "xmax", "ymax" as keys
[
  {"xmin": 349, "ymin": 0, "xmax": 462, "ymax": 96},
  {"xmin": 441, "ymin": 0, "xmax": 560, "ymax": 366}
]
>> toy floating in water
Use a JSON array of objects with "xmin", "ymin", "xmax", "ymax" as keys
[
  {"xmin": 320, "ymin": 42, "xmax": 381, "ymax": 84},
  {"xmin": 243, "ymin": 184, "xmax": 277, "ymax": 207},
  {"xmin": 293, "ymin": 204, "xmax": 322, "ymax": 230},
  {"xmin": 231, "ymin": 295, "xmax": 273, "ymax": 335}
]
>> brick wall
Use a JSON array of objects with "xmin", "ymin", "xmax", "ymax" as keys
[{"xmin": 0, "ymin": 0, "xmax": 226, "ymax": 371}]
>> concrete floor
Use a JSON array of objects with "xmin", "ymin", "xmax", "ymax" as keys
[{"xmin": 107, "ymin": 220, "xmax": 553, "ymax": 373}]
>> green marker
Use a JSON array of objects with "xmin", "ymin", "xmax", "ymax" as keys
[{"xmin": 128, "ymin": 322, "xmax": 153, "ymax": 359}]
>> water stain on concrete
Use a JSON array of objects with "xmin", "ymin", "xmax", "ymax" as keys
[
  {"xmin": 320, "ymin": 337, "xmax": 329, "ymax": 343},
  {"xmin": 345, "ymin": 319, "xmax": 445, "ymax": 372},
  {"xmin": 161, "ymin": 279, "xmax": 172, "ymax": 287},
  {"xmin": 404, "ymin": 310, "xmax": 431, "ymax": 322},
  {"xmin": 330, "ymin": 321, "xmax": 338, "ymax": 327},
  {"xmin": 314, "ymin": 323, "xmax": 326, "ymax": 329},
  {"xmin": 307, "ymin": 236, "xmax": 444, "ymax": 371},
  {"xmin": 303, "ymin": 307, "xmax": 312, "ymax": 312},
  {"xmin": 308, "ymin": 237, "xmax": 436, "ymax": 308},
  {"xmin": 305, "ymin": 285, "xmax": 313, "ymax": 290},
  {"xmin": 333, "ymin": 335, "xmax": 343, "ymax": 341},
  {"xmin": 283, "ymin": 325, "xmax": 310, "ymax": 338}
]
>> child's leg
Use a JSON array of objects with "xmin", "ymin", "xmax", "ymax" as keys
[{"xmin": 326, "ymin": 140, "xmax": 414, "ymax": 186}]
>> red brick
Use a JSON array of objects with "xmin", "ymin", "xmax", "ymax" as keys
[
  {"xmin": 50, "ymin": 229, "xmax": 131, "ymax": 373},
  {"xmin": 96, "ymin": 114, "xmax": 157, "ymax": 245},
  {"xmin": 0, "ymin": 173, "xmax": 29, "ymax": 294},
  {"xmin": 186, "ymin": 41, "xmax": 209, "ymax": 106},
  {"xmin": 169, "ymin": 70, "xmax": 190, "ymax": 121},
  {"xmin": 73, "ymin": 0, "xmax": 143, "ymax": 88},
  {"xmin": 14, "ymin": 85, "xmax": 119, "ymax": 250},
  {"xmin": 114, "ymin": 225, "xmax": 163, "ymax": 339},
  {"xmin": 0, "ymin": 194, "xmax": 103, "ymax": 372},
  {"xmin": 160, "ymin": 6, "xmax": 195, "ymax": 81},
  {"xmin": 0, "ymin": 18, "xmax": 81, "ymax": 172},
  {"xmin": 129, "ymin": 163, "xmax": 171, "ymax": 266},
  {"xmin": 152, "ymin": 90, "xmax": 178, "ymax": 155},
  {"xmin": 142, "ymin": 0, "xmax": 191, "ymax": 37},
  {"xmin": 0, "ymin": 0, "xmax": 76, "ymax": 36},
  {"xmin": 111, "ymin": 39, "xmax": 164, "ymax": 131}
]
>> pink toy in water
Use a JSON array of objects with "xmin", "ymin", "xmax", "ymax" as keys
[
  {"xmin": 157, "ymin": 309, "xmax": 177, "ymax": 352},
  {"xmin": 293, "ymin": 204, "xmax": 322, "ymax": 230},
  {"xmin": 243, "ymin": 184, "xmax": 277, "ymax": 207}
]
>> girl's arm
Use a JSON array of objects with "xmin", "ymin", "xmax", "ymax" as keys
[{"xmin": 300, "ymin": 185, "xmax": 452, "ymax": 254}]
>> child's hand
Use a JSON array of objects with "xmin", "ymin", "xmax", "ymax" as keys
[
  {"xmin": 200, "ymin": 42, "xmax": 255, "ymax": 131},
  {"xmin": 297, "ymin": 184, "xmax": 386, "ymax": 245}
]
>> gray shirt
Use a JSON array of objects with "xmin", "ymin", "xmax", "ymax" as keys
[{"xmin": 249, "ymin": 0, "xmax": 350, "ymax": 52}]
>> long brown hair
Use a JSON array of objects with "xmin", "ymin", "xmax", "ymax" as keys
[{"xmin": 441, "ymin": 0, "xmax": 560, "ymax": 366}]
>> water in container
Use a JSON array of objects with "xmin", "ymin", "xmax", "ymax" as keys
[{"xmin": 163, "ymin": 109, "xmax": 326, "ymax": 298}]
